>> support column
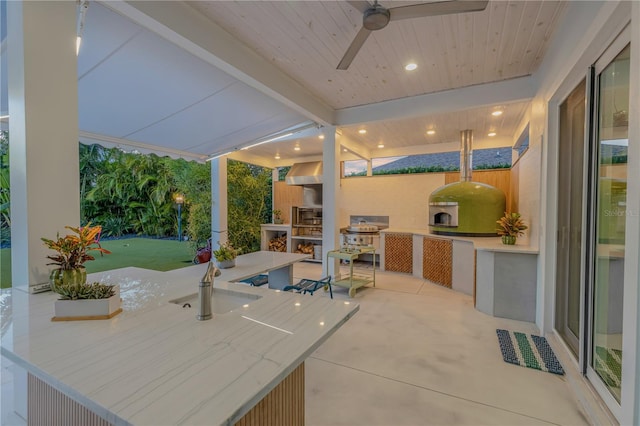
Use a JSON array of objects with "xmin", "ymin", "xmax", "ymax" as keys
[
  {"xmin": 8, "ymin": 1, "xmax": 79, "ymax": 292},
  {"xmin": 211, "ymin": 157, "xmax": 228, "ymax": 251},
  {"xmin": 322, "ymin": 126, "xmax": 340, "ymax": 278}
]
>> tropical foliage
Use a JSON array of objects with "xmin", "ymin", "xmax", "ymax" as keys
[
  {"xmin": 169, "ymin": 157, "xmax": 212, "ymax": 252},
  {"xmin": 3, "ymin": 138, "xmax": 275, "ymax": 261},
  {"xmin": 372, "ymin": 165, "xmax": 459, "ymax": 175},
  {"xmin": 496, "ymin": 212, "xmax": 528, "ymax": 237},
  {"xmin": 227, "ymin": 160, "xmax": 272, "ymax": 253},
  {"xmin": 55, "ymin": 281, "xmax": 116, "ymax": 300},
  {"xmin": 41, "ymin": 224, "xmax": 111, "ymax": 270},
  {"xmin": 80, "ymin": 145, "xmax": 216, "ymax": 245},
  {"xmin": 213, "ymin": 240, "xmax": 239, "ymax": 262},
  {"xmin": 84, "ymin": 147, "xmax": 178, "ymax": 237}
]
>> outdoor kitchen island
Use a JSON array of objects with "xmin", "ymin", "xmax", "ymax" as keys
[
  {"xmin": 380, "ymin": 228, "xmax": 539, "ymax": 322},
  {"xmin": 1, "ymin": 252, "xmax": 359, "ymax": 425}
]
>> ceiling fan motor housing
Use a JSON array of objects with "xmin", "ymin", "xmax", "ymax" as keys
[{"xmin": 363, "ymin": 5, "xmax": 391, "ymax": 30}]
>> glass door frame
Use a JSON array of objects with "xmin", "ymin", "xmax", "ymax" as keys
[{"xmin": 584, "ymin": 26, "xmax": 630, "ymax": 421}]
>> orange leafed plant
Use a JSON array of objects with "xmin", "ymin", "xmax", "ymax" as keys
[{"xmin": 41, "ymin": 224, "xmax": 111, "ymax": 270}]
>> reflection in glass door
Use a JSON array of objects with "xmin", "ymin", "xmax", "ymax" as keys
[
  {"xmin": 589, "ymin": 44, "xmax": 630, "ymax": 404},
  {"xmin": 555, "ymin": 79, "xmax": 586, "ymax": 358}
]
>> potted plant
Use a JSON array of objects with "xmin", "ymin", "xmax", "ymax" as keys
[
  {"xmin": 42, "ymin": 224, "xmax": 111, "ymax": 292},
  {"xmin": 496, "ymin": 212, "xmax": 528, "ymax": 245},
  {"xmin": 52, "ymin": 281, "xmax": 122, "ymax": 321},
  {"xmin": 213, "ymin": 240, "xmax": 239, "ymax": 269},
  {"xmin": 273, "ymin": 209, "xmax": 283, "ymax": 224}
]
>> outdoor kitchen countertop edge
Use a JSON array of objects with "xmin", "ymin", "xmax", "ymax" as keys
[
  {"xmin": 381, "ymin": 227, "xmax": 539, "ymax": 254},
  {"xmin": 0, "ymin": 252, "xmax": 359, "ymax": 426}
]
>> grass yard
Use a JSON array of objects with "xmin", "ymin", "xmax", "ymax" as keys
[{"xmin": 0, "ymin": 238, "xmax": 196, "ymax": 288}]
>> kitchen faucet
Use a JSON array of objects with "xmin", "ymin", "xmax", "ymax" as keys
[{"xmin": 197, "ymin": 261, "xmax": 221, "ymax": 320}]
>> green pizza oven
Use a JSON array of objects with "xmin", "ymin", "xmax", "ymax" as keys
[{"xmin": 429, "ymin": 181, "xmax": 506, "ymax": 236}]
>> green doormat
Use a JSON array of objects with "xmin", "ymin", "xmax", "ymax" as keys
[
  {"xmin": 594, "ymin": 346, "xmax": 622, "ymax": 388},
  {"xmin": 496, "ymin": 329, "xmax": 565, "ymax": 375}
]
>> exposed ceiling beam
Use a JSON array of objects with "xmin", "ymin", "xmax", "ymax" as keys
[
  {"xmin": 338, "ymin": 133, "xmax": 372, "ymax": 160},
  {"xmin": 105, "ymin": 1, "xmax": 334, "ymax": 126},
  {"xmin": 335, "ymin": 76, "xmax": 536, "ymax": 126}
]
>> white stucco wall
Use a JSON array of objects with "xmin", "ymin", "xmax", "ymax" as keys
[{"xmin": 338, "ymin": 173, "xmax": 445, "ymax": 228}]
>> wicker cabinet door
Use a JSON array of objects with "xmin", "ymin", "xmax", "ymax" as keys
[
  {"xmin": 423, "ymin": 237, "xmax": 452, "ymax": 288},
  {"xmin": 384, "ymin": 233, "xmax": 413, "ymax": 273}
]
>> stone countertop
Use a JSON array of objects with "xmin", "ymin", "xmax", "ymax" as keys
[
  {"xmin": 0, "ymin": 254, "xmax": 358, "ymax": 426},
  {"xmin": 381, "ymin": 227, "xmax": 538, "ymax": 254}
]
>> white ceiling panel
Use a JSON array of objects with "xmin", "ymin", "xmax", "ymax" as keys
[
  {"xmin": 339, "ymin": 101, "xmax": 530, "ymax": 150},
  {"xmin": 77, "ymin": 2, "xmax": 307, "ymax": 153},
  {"xmin": 77, "ymin": 3, "xmax": 142, "ymax": 77},
  {"xmin": 78, "ymin": 32, "xmax": 237, "ymax": 137},
  {"xmin": 126, "ymin": 82, "xmax": 310, "ymax": 155}
]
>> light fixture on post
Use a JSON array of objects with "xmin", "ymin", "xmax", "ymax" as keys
[
  {"xmin": 174, "ymin": 194, "xmax": 185, "ymax": 242},
  {"xmin": 76, "ymin": 0, "xmax": 89, "ymax": 56}
]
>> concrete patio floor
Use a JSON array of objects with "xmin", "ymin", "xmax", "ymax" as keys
[{"xmin": 1, "ymin": 260, "xmax": 615, "ymax": 425}]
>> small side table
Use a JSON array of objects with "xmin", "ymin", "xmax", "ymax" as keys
[{"xmin": 326, "ymin": 247, "xmax": 376, "ymax": 297}]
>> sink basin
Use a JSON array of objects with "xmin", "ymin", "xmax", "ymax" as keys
[{"xmin": 169, "ymin": 288, "xmax": 262, "ymax": 314}]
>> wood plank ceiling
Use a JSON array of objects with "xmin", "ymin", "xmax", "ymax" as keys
[{"xmin": 188, "ymin": 1, "xmax": 565, "ymax": 109}]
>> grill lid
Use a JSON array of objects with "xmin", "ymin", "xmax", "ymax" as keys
[{"xmin": 348, "ymin": 221, "xmax": 379, "ymax": 233}]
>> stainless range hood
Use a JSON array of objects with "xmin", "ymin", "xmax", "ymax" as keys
[{"xmin": 285, "ymin": 161, "xmax": 322, "ymax": 185}]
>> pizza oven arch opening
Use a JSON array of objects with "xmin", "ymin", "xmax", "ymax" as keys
[
  {"xmin": 429, "ymin": 203, "xmax": 458, "ymax": 227},
  {"xmin": 435, "ymin": 212, "xmax": 452, "ymax": 226}
]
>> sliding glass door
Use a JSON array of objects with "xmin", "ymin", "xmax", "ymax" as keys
[
  {"xmin": 587, "ymin": 42, "xmax": 630, "ymax": 407},
  {"xmin": 555, "ymin": 79, "xmax": 586, "ymax": 358}
]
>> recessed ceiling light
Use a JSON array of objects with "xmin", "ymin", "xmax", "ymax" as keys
[
  {"xmin": 274, "ymin": 153, "xmax": 281, "ymax": 159},
  {"xmin": 426, "ymin": 129, "xmax": 436, "ymax": 135},
  {"xmin": 294, "ymin": 145, "xmax": 300, "ymax": 151},
  {"xmin": 343, "ymin": 148, "xmax": 348, "ymax": 152},
  {"xmin": 488, "ymin": 132, "xmax": 497, "ymax": 137},
  {"xmin": 377, "ymin": 143, "xmax": 384, "ymax": 148},
  {"xmin": 358, "ymin": 129, "xmax": 367, "ymax": 134},
  {"xmin": 491, "ymin": 110, "xmax": 503, "ymax": 117},
  {"xmin": 405, "ymin": 63, "xmax": 418, "ymax": 71},
  {"xmin": 318, "ymin": 134, "xmax": 325, "ymax": 140}
]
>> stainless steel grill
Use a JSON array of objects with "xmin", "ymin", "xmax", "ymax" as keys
[{"xmin": 340, "ymin": 215, "xmax": 389, "ymax": 249}]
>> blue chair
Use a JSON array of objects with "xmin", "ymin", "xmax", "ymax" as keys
[
  {"xmin": 283, "ymin": 276, "xmax": 333, "ymax": 299},
  {"xmin": 240, "ymin": 274, "xmax": 269, "ymax": 287}
]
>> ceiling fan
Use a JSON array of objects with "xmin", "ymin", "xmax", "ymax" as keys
[{"xmin": 337, "ymin": 0, "xmax": 489, "ymax": 70}]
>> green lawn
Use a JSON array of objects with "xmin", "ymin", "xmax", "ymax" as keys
[{"xmin": 0, "ymin": 238, "xmax": 196, "ymax": 288}]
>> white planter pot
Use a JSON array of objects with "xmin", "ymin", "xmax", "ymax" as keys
[
  {"xmin": 215, "ymin": 259, "xmax": 236, "ymax": 269},
  {"xmin": 53, "ymin": 286, "xmax": 121, "ymax": 320}
]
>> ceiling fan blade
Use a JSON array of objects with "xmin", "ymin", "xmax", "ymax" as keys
[
  {"xmin": 337, "ymin": 26, "xmax": 372, "ymax": 70},
  {"xmin": 389, "ymin": 0, "xmax": 489, "ymax": 22},
  {"xmin": 347, "ymin": 0, "xmax": 372, "ymax": 14}
]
